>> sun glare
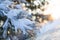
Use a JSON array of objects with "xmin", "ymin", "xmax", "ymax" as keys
[{"xmin": 44, "ymin": 0, "xmax": 60, "ymax": 20}]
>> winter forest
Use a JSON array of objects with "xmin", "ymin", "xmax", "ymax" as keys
[{"xmin": 0, "ymin": 0, "xmax": 60, "ymax": 40}]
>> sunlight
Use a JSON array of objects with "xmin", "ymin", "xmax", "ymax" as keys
[{"xmin": 44, "ymin": 0, "xmax": 60, "ymax": 20}]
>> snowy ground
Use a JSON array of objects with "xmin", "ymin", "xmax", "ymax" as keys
[
  {"xmin": 35, "ymin": 19, "xmax": 60, "ymax": 40},
  {"xmin": 26, "ymin": 19, "xmax": 60, "ymax": 40},
  {"xmin": 36, "ymin": 27, "xmax": 60, "ymax": 40}
]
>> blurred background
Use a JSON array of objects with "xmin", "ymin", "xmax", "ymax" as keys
[{"xmin": 0, "ymin": 0, "xmax": 60, "ymax": 40}]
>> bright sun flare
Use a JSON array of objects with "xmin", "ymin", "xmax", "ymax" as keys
[{"xmin": 44, "ymin": 0, "xmax": 60, "ymax": 20}]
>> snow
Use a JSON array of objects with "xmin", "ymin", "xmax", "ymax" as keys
[
  {"xmin": 2, "ymin": 8, "xmax": 35, "ymax": 34},
  {"xmin": 0, "ymin": 4, "xmax": 9, "ymax": 10},
  {"xmin": 40, "ymin": 19, "xmax": 60, "ymax": 34},
  {"xmin": 35, "ymin": 19, "xmax": 60, "ymax": 40},
  {"xmin": 10, "ymin": 18, "xmax": 34, "ymax": 34},
  {"xmin": 15, "ymin": 4, "xmax": 23, "ymax": 9},
  {"xmin": 6, "ymin": 9, "xmax": 22, "ymax": 18},
  {"xmin": 0, "ymin": 0, "xmax": 60, "ymax": 40},
  {"xmin": 1, "ymin": 0, "xmax": 13, "ymax": 5}
]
